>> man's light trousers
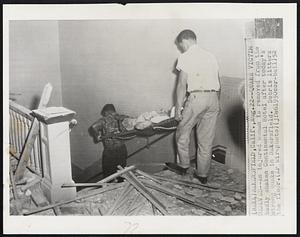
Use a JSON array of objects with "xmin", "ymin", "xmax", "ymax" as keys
[{"xmin": 176, "ymin": 92, "xmax": 220, "ymax": 177}]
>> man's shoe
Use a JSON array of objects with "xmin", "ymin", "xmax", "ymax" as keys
[
  {"xmin": 165, "ymin": 162, "xmax": 189, "ymax": 175},
  {"xmin": 194, "ymin": 174, "xmax": 208, "ymax": 184}
]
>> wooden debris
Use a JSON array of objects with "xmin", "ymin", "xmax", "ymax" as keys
[
  {"xmin": 227, "ymin": 169, "xmax": 234, "ymax": 174},
  {"xmin": 112, "ymin": 185, "xmax": 135, "ymax": 215},
  {"xmin": 9, "ymin": 169, "xmax": 22, "ymax": 215},
  {"xmin": 79, "ymin": 165, "xmax": 136, "ymax": 192},
  {"xmin": 153, "ymin": 175, "xmax": 214, "ymax": 191},
  {"xmin": 30, "ymin": 188, "xmax": 49, "ymax": 207},
  {"xmin": 9, "ymin": 169, "xmax": 19, "ymax": 200},
  {"xmin": 191, "ymin": 209, "xmax": 206, "ymax": 215},
  {"xmin": 20, "ymin": 177, "xmax": 42, "ymax": 192},
  {"xmin": 135, "ymin": 169, "xmax": 161, "ymax": 183},
  {"xmin": 234, "ymin": 193, "xmax": 242, "ymax": 200},
  {"xmin": 29, "ymin": 195, "xmax": 38, "ymax": 207},
  {"xmin": 53, "ymin": 207, "xmax": 62, "ymax": 216},
  {"xmin": 153, "ymin": 174, "xmax": 244, "ymax": 193},
  {"xmin": 118, "ymin": 166, "xmax": 168, "ymax": 215},
  {"xmin": 12, "ymin": 157, "xmax": 245, "ymax": 216},
  {"xmin": 85, "ymin": 207, "xmax": 92, "ymax": 215},
  {"xmin": 88, "ymin": 202, "xmax": 100, "ymax": 215},
  {"xmin": 221, "ymin": 196, "xmax": 236, "ymax": 203},
  {"xmin": 23, "ymin": 183, "xmax": 124, "ymax": 216},
  {"xmin": 123, "ymin": 192, "xmax": 141, "ymax": 215},
  {"xmin": 140, "ymin": 178, "xmax": 224, "ymax": 215},
  {"xmin": 210, "ymin": 192, "xmax": 223, "ymax": 200},
  {"xmin": 106, "ymin": 183, "xmax": 133, "ymax": 215},
  {"xmin": 25, "ymin": 189, "xmax": 32, "ymax": 196},
  {"xmin": 224, "ymin": 206, "xmax": 232, "ymax": 213},
  {"xmin": 184, "ymin": 188, "xmax": 203, "ymax": 197},
  {"xmin": 98, "ymin": 207, "xmax": 103, "ymax": 215},
  {"xmin": 128, "ymin": 201, "xmax": 145, "ymax": 216},
  {"xmin": 151, "ymin": 204, "xmax": 157, "ymax": 215},
  {"xmin": 10, "ymin": 150, "xmax": 40, "ymax": 176},
  {"xmin": 62, "ymin": 183, "xmax": 106, "ymax": 188}
]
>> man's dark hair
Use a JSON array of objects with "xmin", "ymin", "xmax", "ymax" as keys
[
  {"xmin": 176, "ymin": 29, "xmax": 197, "ymax": 43},
  {"xmin": 101, "ymin": 104, "xmax": 116, "ymax": 116}
]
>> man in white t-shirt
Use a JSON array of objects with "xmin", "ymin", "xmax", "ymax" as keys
[{"xmin": 166, "ymin": 29, "xmax": 221, "ymax": 184}]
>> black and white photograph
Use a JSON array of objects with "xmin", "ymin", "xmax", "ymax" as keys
[{"xmin": 3, "ymin": 3, "xmax": 297, "ymax": 234}]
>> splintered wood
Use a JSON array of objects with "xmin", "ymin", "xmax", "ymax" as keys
[{"xmin": 10, "ymin": 161, "xmax": 246, "ymax": 216}]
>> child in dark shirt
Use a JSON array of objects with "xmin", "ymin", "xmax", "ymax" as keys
[{"xmin": 89, "ymin": 104, "xmax": 128, "ymax": 180}]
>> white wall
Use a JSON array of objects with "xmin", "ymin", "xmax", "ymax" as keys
[
  {"xmin": 9, "ymin": 21, "xmax": 62, "ymax": 109},
  {"xmin": 173, "ymin": 19, "xmax": 251, "ymax": 78}
]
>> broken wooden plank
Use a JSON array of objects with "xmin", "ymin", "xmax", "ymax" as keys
[
  {"xmin": 135, "ymin": 169, "xmax": 161, "ymax": 183},
  {"xmin": 62, "ymin": 183, "xmax": 106, "ymax": 188},
  {"xmin": 9, "ymin": 169, "xmax": 19, "ymax": 200},
  {"xmin": 118, "ymin": 166, "xmax": 168, "ymax": 215},
  {"xmin": 140, "ymin": 178, "xmax": 225, "ymax": 215},
  {"xmin": 15, "ymin": 83, "xmax": 53, "ymax": 181},
  {"xmin": 153, "ymin": 174, "xmax": 244, "ymax": 193},
  {"xmin": 23, "ymin": 182, "xmax": 124, "ymax": 216},
  {"xmin": 106, "ymin": 183, "xmax": 133, "ymax": 215},
  {"xmin": 80, "ymin": 165, "xmax": 136, "ymax": 192},
  {"xmin": 37, "ymin": 83, "xmax": 53, "ymax": 109},
  {"xmin": 152, "ymin": 175, "xmax": 213, "ymax": 191},
  {"xmin": 9, "ymin": 168, "xmax": 23, "ymax": 214}
]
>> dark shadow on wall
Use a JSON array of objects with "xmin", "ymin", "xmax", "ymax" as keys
[
  {"xmin": 226, "ymin": 103, "xmax": 246, "ymax": 153},
  {"xmin": 71, "ymin": 160, "xmax": 102, "ymax": 184},
  {"xmin": 30, "ymin": 95, "xmax": 40, "ymax": 110},
  {"xmin": 71, "ymin": 163, "xmax": 84, "ymax": 183},
  {"xmin": 88, "ymin": 125, "xmax": 100, "ymax": 144}
]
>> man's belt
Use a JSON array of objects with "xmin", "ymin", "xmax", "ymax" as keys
[{"xmin": 189, "ymin": 89, "xmax": 218, "ymax": 93}]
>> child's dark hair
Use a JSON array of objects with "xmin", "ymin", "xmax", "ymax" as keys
[
  {"xmin": 176, "ymin": 29, "xmax": 197, "ymax": 43},
  {"xmin": 101, "ymin": 104, "xmax": 116, "ymax": 116}
]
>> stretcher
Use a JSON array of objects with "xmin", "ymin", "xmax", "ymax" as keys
[
  {"xmin": 86, "ymin": 117, "xmax": 179, "ymax": 183},
  {"xmin": 98, "ymin": 117, "xmax": 179, "ymax": 142}
]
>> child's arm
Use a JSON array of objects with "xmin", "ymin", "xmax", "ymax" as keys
[{"xmin": 88, "ymin": 119, "xmax": 104, "ymax": 143}]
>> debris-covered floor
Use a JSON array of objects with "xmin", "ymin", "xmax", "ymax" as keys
[{"xmin": 10, "ymin": 156, "xmax": 246, "ymax": 216}]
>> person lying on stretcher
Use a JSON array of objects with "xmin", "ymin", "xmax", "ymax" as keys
[{"xmin": 90, "ymin": 105, "xmax": 179, "ymax": 143}]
